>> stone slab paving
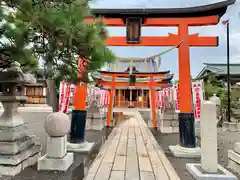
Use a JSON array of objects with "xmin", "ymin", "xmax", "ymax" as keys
[{"xmin": 84, "ymin": 111, "xmax": 180, "ymax": 180}]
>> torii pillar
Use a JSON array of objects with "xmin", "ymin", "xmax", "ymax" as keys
[{"xmin": 168, "ymin": 17, "xmax": 219, "ymax": 157}]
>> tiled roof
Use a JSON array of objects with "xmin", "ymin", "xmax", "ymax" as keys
[
  {"xmin": 107, "ymin": 59, "xmax": 158, "ymax": 73},
  {"xmin": 204, "ymin": 63, "xmax": 240, "ymax": 75},
  {"xmin": 90, "ymin": 0, "xmax": 235, "ymax": 18},
  {"xmin": 197, "ymin": 63, "xmax": 240, "ymax": 78}
]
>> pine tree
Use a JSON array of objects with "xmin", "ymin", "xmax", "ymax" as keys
[
  {"xmin": 1, "ymin": 0, "xmax": 115, "ymax": 111},
  {"xmin": 2, "ymin": 0, "xmax": 115, "ymax": 81},
  {"xmin": 0, "ymin": 1, "xmax": 38, "ymax": 72}
]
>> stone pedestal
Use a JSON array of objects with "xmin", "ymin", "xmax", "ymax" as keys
[
  {"xmin": 38, "ymin": 136, "xmax": 73, "ymax": 171},
  {"xmin": 85, "ymin": 113, "xmax": 93, "ymax": 130},
  {"xmin": 186, "ymin": 164, "xmax": 237, "ymax": 180},
  {"xmin": 38, "ymin": 112, "xmax": 73, "ymax": 171},
  {"xmin": 148, "ymin": 118, "xmax": 154, "ymax": 128},
  {"xmin": 187, "ymin": 101, "xmax": 236, "ymax": 180},
  {"xmin": 228, "ymin": 142, "xmax": 240, "ymax": 175},
  {"xmin": 195, "ymin": 120, "xmax": 201, "ymax": 139},
  {"xmin": 46, "ymin": 136, "xmax": 67, "ymax": 158},
  {"xmin": 158, "ymin": 108, "xmax": 179, "ymax": 134},
  {"xmin": 67, "ymin": 141, "xmax": 95, "ymax": 154},
  {"xmin": 0, "ymin": 101, "xmax": 41, "ymax": 176},
  {"xmin": 169, "ymin": 145, "xmax": 201, "ymax": 158},
  {"xmin": 86, "ymin": 113, "xmax": 104, "ymax": 131},
  {"xmin": 99, "ymin": 107, "xmax": 106, "ymax": 118},
  {"xmin": 0, "ymin": 102, "xmax": 24, "ymax": 127},
  {"xmin": 223, "ymin": 122, "xmax": 239, "ymax": 132},
  {"xmin": 92, "ymin": 113, "xmax": 104, "ymax": 130},
  {"xmin": 86, "ymin": 100, "xmax": 104, "ymax": 130}
]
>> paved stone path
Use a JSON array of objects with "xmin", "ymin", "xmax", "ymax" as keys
[{"xmin": 84, "ymin": 111, "xmax": 180, "ymax": 180}]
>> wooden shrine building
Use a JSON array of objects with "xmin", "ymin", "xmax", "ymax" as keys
[{"xmin": 92, "ymin": 59, "xmax": 173, "ymax": 109}]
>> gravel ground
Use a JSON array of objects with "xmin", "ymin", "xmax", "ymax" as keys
[
  {"xmin": 0, "ymin": 112, "xmax": 111, "ymax": 180},
  {"xmin": 140, "ymin": 111, "xmax": 240, "ymax": 180}
]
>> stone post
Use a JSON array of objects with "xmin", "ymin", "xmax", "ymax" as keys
[
  {"xmin": 148, "ymin": 92, "xmax": 154, "ymax": 127},
  {"xmin": 200, "ymin": 101, "xmax": 218, "ymax": 172},
  {"xmin": 186, "ymin": 101, "xmax": 237, "ymax": 180},
  {"xmin": 38, "ymin": 112, "xmax": 73, "ymax": 171}
]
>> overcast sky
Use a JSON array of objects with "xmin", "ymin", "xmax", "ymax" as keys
[{"xmin": 89, "ymin": 0, "xmax": 240, "ymax": 79}]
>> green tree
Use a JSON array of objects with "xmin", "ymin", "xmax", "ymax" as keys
[
  {"xmin": 0, "ymin": 1, "xmax": 37, "ymax": 72},
  {"xmin": 1, "ymin": 0, "xmax": 115, "ymax": 111},
  {"xmin": 204, "ymin": 73, "xmax": 228, "ymax": 107},
  {"xmin": 4, "ymin": 0, "xmax": 114, "ymax": 80}
]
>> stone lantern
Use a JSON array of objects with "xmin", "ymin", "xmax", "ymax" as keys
[{"xmin": 0, "ymin": 62, "xmax": 41, "ymax": 176}]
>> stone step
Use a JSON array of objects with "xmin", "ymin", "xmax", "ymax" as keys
[
  {"xmin": 163, "ymin": 114, "xmax": 178, "ymax": 120},
  {"xmin": 161, "ymin": 119, "xmax": 179, "ymax": 127},
  {"xmin": 0, "ymin": 144, "xmax": 41, "ymax": 165},
  {"xmin": 0, "ymin": 148, "xmax": 40, "ymax": 176},
  {"xmin": 0, "ymin": 136, "xmax": 34, "ymax": 155},
  {"xmin": 87, "ymin": 113, "xmax": 105, "ymax": 119},
  {"xmin": 158, "ymin": 126, "xmax": 179, "ymax": 134},
  {"xmin": 234, "ymin": 143, "xmax": 240, "ymax": 155},
  {"xmin": 223, "ymin": 122, "xmax": 239, "ymax": 132},
  {"xmin": 228, "ymin": 150, "xmax": 240, "ymax": 165}
]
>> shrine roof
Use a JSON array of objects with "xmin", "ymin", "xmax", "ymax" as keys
[
  {"xmin": 197, "ymin": 63, "xmax": 240, "ymax": 78},
  {"xmin": 92, "ymin": 72, "xmax": 174, "ymax": 83},
  {"xmin": 98, "ymin": 71, "xmax": 170, "ymax": 75},
  {"xmin": 107, "ymin": 59, "xmax": 159, "ymax": 73},
  {"xmin": 90, "ymin": 0, "xmax": 235, "ymax": 18}
]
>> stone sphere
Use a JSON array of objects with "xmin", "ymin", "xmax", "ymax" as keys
[{"xmin": 44, "ymin": 112, "xmax": 71, "ymax": 137}]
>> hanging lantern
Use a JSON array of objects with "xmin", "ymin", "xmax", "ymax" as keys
[
  {"xmin": 126, "ymin": 17, "xmax": 142, "ymax": 44},
  {"xmin": 129, "ymin": 74, "xmax": 136, "ymax": 85}
]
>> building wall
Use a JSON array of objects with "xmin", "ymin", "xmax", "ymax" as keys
[{"xmin": 25, "ymin": 85, "xmax": 47, "ymax": 104}]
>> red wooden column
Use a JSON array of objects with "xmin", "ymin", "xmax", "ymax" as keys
[
  {"xmin": 149, "ymin": 77, "xmax": 157, "ymax": 128},
  {"xmin": 178, "ymin": 24, "xmax": 192, "ymax": 113},
  {"xmin": 177, "ymin": 23, "xmax": 196, "ymax": 148},
  {"xmin": 106, "ymin": 76, "xmax": 116, "ymax": 127},
  {"xmin": 70, "ymin": 56, "xmax": 88, "ymax": 143},
  {"xmin": 74, "ymin": 83, "xmax": 87, "ymax": 110}
]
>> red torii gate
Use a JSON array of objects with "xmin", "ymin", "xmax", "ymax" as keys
[{"xmin": 71, "ymin": 0, "xmax": 235, "ymax": 150}]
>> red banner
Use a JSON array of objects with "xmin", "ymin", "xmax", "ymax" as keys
[
  {"xmin": 193, "ymin": 83, "xmax": 201, "ymax": 120},
  {"xmin": 78, "ymin": 56, "xmax": 88, "ymax": 79},
  {"xmin": 63, "ymin": 84, "xmax": 71, "ymax": 113},
  {"xmin": 58, "ymin": 81, "xmax": 66, "ymax": 111}
]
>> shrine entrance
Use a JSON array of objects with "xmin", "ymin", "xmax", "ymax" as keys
[
  {"xmin": 116, "ymin": 89, "xmax": 150, "ymax": 108},
  {"xmin": 84, "ymin": 0, "xmax": 234, "ymax": 149}
]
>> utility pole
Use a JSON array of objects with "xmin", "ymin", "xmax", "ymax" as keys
[{"xmin": 226, "ymin": 21, "xmax": 231, "ymax": 122}]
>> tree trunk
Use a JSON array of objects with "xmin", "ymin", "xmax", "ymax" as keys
[{"xmin": 46, "ymin": 79, "xmax": 58, "ymax": 112}]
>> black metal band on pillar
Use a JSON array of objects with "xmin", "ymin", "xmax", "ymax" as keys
[
  {"xmin": 178, "ymin": 112, "xmax": 196, "ymax": 148},
  {"xmin": 70, "ymin": 110, "xmax": 87, "ymax": 143}
]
